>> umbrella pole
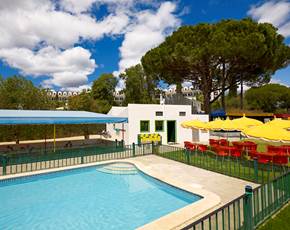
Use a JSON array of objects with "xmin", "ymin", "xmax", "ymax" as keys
[{"xmin": 44, "ymin": 125, "xmax": 47, "ymax": 154}]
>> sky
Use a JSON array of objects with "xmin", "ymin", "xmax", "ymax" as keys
[{"xmin": 0, "ymin": 0, "xmax": 289, "ymax": 91}]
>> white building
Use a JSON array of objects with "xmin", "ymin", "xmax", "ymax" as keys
[{"xmin": 106, "ymin": 104, "xmax": 209, "ymax": 145}]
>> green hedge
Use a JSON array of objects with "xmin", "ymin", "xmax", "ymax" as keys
[{"xmin": 0, "ymin": 124, "xmax": 105, "ymax": 142}]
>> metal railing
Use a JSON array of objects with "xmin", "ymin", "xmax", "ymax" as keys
[
  {"xmin": 152, "ymin": 144, "xmax": 290, "ymax": 229},
  {"xmin": 0, "ymin": 142, "xmax": 153, "ymax": 176},
  {"xmin": 154, "ymin": 145, "xmax": 288, "ymax": 184},
  {"xmin": 181, "ymin": 171, "xmax": 290, "ymax": 230}
]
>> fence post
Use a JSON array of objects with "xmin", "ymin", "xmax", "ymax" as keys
[
  {"xmin": 243, "ymin": 185, "xmax": 254, "ymax": 230},
  {"xmin": 254, "ymin": 158, "xmax": 258, "ymax": 183},
  {"xmin": 186, "ymin": 149, "xmax": 190, "ymax": 165},
  {"xmin": 1, "ymin": 155, "xmax": 7, "ymax": 175},
  {"xmin": 151, "ymin": 141, "xmax": 154, "ymax": 154},
  {"xmin": 81, "ymin": 155, "xmax": 84, "ymax": 164},
  {"xmin": 115, "ymin": 139, "xmax": 118, "ymax": 148},
  {"xmin": 133, "ymin": 143, "xmax": 135, "ymax": 157}
]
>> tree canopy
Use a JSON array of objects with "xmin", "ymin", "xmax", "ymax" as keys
[
  {"xmin": 245, "ymin": 84, "xmax": 290, "ymax": 113},
  {"xmin": 91, "ymin": 73, "xmax": 117, "ymax": 103},
  {"xmin": 68, "ymin": 73, "xmax": 117, "ymax": 114},
  {"xmin": 120, "ymin": 64, "xmax": 158, "ymax": 104},
  {"xmin": 68, "ymin": 92, "xmax": 97, "ymax": 112},
  {"xmin": 141, "ymin": 18, "xmax": 290, "ymax": 113},
  {"xmin": 0, "ymin": 76, "xmax": 53, "ymax": 109}
]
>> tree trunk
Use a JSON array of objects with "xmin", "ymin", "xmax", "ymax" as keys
[
  {"xmin": 221, "ymin": 62, "xmax": 226, "ymax": 110},
  {"xmin": 204, "ymin": 92, "xmax": 211, "ymax": 114},
  {"xmin": 176, "ymin": 82, "xmax": 182, "ymax": 94},
  {"xmin": 240, "ymin": 75, "xmax": 244, "ymax": 110}
]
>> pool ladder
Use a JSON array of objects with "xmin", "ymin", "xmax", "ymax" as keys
[{"xmin": 96, "ymin": 163, "xmax": 138, "ymax": 175}]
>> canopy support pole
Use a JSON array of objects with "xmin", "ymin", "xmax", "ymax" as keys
[
  {"xmin": 53, "ymin": 124, "xmax": 56, "ymax": 152},
  {"xmin": 122, "ymin": 123, "xmax": 124, "ymax": 142},
  {"xmin": 44, "ymin": 125, "xmax": 47, "ymax": 153}
]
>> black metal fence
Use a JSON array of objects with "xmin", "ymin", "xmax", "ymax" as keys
[
  {"xmin": 0, "ymin": 142, "xmax": 153, "ymax": 176},
  {"xmin": 154, "ymin": 145, "xmax": 288, "ymax": 184},
  {"xmin": 181, "ymin": 171, "xmax": 290, "ymax": 230}
]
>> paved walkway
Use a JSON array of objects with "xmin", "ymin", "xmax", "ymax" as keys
[{"xmin": 129, "ymin": 155, "xmax": 258, "ymax": 206}]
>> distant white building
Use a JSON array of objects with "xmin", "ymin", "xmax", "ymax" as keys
[
  {"xmin": 106, "ymin": 104, "xmax": 209, "ymax": 145},
  {"xmin": 113, "ymin": 86, "xmax": 202, "ymax": 107},
  {"xmin": 46, "ymin": 89, "xmax": 90, "ymax": 102}
]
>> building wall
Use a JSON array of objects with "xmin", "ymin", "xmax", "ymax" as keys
[
  {"xmin": 106, "ymin": 104, "xmax": 209, "ymax": 145},
  {"xmin": 107, "ymin": 107, "xmax": 129, "ymax": 143}
]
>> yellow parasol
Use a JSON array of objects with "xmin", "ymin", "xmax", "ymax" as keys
[
  {"xmin": 206, "ymin": 118, "xmax": 225, "ymax": 130},
  {"xmin": 219, "ymin": 117, "xmax": 239, "ymax": 131},
  {"xmin": 265, "ymin": 118, "xmax": 290, "ymax": 129},
  {"xmin": 181, "ymin": 119, "xmax": 208, "ymax": 130},
  {"xmin": 231, "ymin": 114, "xmax": 263, "ymax": 131},
  {"xmin": 242, "ymin": 124, "xmax": 290, "ymax": 143}
]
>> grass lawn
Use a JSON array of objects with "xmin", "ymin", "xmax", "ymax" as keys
[
  {"xmin": 258, "ymin": 202, "xmax": 290, "ymax": 230},
  {"xmin": 156, "ymin": 147, "xmax": 287, "ymax": 184}
]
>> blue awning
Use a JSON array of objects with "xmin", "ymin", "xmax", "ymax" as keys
[
  {"xmin": 0, "ymin": 110, "xmax": 128, "ymax": 125},
  {"xmin": 210, "ymin": 109, "xmax": 226, "ymax": 117}
]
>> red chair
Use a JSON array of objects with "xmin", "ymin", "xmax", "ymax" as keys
[
  {"xmin": 268, "ymin": 145, "xmax": 288, "ymax": 156},
  {"xmin": 219, "ymin": 139, "xmax": 229, "ymax": 146},
  {"xmin": 197, "ymin": 144, "xmax": 207, "ymax": 152},
  {"xmin": 209, "ymin": 139, "xmax": 219, "ymax": 145},
  {"xmin": 232, "ymin": 141, "xmax": 243, "ymax": 150},
  {"xmin": 273, "ymin": 155, "xmax": 288, "ymax": 165},
  {"xmin": 184, "ymin": 141, "xmax": 192, "ymax": 148},
  {"xmin": 246, "ymin": 143, "xmax": 257, "ymax": 151},
  {"xmin": 282, "ymin": 145, "xmax": 290, "ymax": 156},
  {"xmin": 184, "ymin": 141, "xmax": 196, "ymax": 151},
  {"xmin": 215, "ymin": 147, "xmax": 229, "ymax": 162},
  {"xmin": 249, "ymin": 150, "xmax": 259, "ymax": 159},
  {"xmin": 257, "ymin": 155, "xmax": 270, "ymax": 164},
  {"xmin": 230, "ymin": 148, "xmax": 242, "ymax": 158}
]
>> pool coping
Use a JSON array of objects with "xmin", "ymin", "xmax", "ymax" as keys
[{"xmin": 0, "ymin": 157, "xmax": 221, "ymax": 230}]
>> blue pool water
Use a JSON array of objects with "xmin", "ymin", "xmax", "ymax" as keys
[{"xmin": 0, "ymin": 164, "xmax": 201, "ymax": 230}]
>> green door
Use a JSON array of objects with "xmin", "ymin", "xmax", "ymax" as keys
[{"xmin": 167, "ymin": 120, "xmax": 176, "ymax": 143}]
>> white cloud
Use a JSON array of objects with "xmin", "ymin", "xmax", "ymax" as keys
[
  {"xmin": 0, "ymin": 46, "xmax": 96, "ymax": 88},
  {"xmin": 59, "ymin": 0, "xmax": 96, "ymax": 14},
  {"xmin": 0, "ymin": 0, "xmax": 181, "ymax": 89},
  {"xmin": 0, "ymin": 0, "xmax": 130, "ymax": 49},
  {"xmin": 248, "ymin": 1, "xmax": 290, "ymax": 37},
  {"xmin": 117, "ymin": 1, "xmax": 180, "ymax": 75},
  {"xmin": 63, "ymin": 84, "xmax": 92, "ymax": 92},
  {"xmin": 0, "ymin": 0, "xmax": 131, "ymax": 88}
]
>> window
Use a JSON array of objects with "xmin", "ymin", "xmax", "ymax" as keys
[
  {"xmin": 179, "ymin": 111, "xmax": 186, "ymax": 116},
  {"xmin": 156, "ymin": 111, "xmax": 163, "ymax": 116},
  {"xmin": 140, "ymin": 120, "xmax": 150, "ymax": 132},
  {"xmin": 155, "ymin": 120, "xmax": 164, "ymax": 132}
]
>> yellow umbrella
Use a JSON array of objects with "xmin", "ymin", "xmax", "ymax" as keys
[
  {"xmin": 181, "ymin": 120, "xmax": 191, "ymax": 128},
  {"xmin": 265, "ymin": 118, "xmax": 290, "ymax": 129},
  {"xmin": 181, "ymin": 119, "xmax": 207, "ymax": 129},
  {"xmin": 230, "ymin": 114, "xmax": 263, "ymax": 131},
  {"xmin": 206, "ymin": 118, "xmax": 225, "ymax": 130},
  {"xmin": 219, "ymin": 117, "xmax": 239, "ymax": 131},
  {"xmin": 242, "ymin": 124, "xmax": 290, "ymax": 143}
]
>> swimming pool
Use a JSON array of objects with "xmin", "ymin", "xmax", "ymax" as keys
[{"xmin": 0, "ymin": 163, "xmax": 201, "ymax": 229}]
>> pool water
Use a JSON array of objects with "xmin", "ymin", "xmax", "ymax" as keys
[{"xmin": 0, "ymin": 163, "xmax": 201, "ymax": 230}]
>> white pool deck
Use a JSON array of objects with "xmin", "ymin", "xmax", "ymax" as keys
[{"xmin": 0, "ymin": 155, "xmax": 258, "ymax": 230}]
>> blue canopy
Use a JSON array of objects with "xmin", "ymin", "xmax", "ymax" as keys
[
  {"xmin": 0, "ymin": 110, "xmax": 128, "ymax": 125},
  {"xmin": 210, "ymin": 109, "xmax": 226, "ymax": 118}
]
